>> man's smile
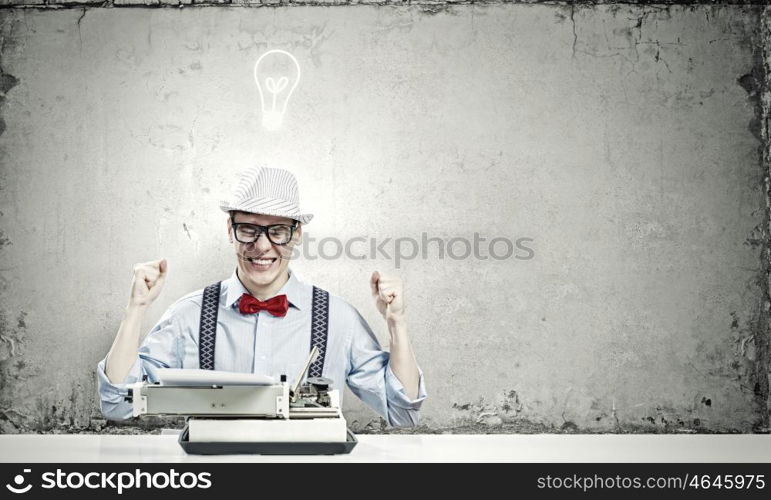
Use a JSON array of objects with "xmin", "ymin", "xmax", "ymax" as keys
[{"xmin": 245, "ymin": 256, "xmax": 278, "ymax": 271}]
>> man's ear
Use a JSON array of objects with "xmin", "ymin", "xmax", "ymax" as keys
[
  {"xmin": 293, "ymin": 224, "xmax": 303, "ymax": 245},
  {"xmin": 227, "ymin": 216, "xmax": 233, "ymax": 243}
]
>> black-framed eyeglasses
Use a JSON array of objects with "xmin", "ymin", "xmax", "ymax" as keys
[{"xmin": 231, "ymin": 222, "xmax": 297, "ymax": 246}]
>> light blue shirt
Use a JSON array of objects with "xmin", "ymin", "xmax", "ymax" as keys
[{"xmin": 96, "ymin": 268, "xmax": 426, "ymax": 427}]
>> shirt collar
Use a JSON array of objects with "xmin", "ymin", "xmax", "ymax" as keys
[{"xmin": 224, "ymin": 267, "xmax": 310, "ymax": 311}]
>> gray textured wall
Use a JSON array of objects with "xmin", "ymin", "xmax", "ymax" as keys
[{"xmin": 1, "ymin": 2, "xmax": 769, "ymax": 433}]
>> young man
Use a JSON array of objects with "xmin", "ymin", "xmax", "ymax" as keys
[{"xmin": 97, "ymin": 167, "xmax": 425, "ymax": 427}]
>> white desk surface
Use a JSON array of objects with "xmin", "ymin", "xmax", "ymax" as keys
[{"xmin": 0, "ymin": 434, "xmax": 769, "ymax": 462}]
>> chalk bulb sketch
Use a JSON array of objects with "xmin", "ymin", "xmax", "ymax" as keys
[{"xmin": 253, "ymin": 50, "xmax": 301, "ymax": 131}]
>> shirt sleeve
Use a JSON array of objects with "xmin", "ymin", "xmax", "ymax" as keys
[
  {"xmin": 345, "ymin": 308, "xmax": 427, "ymax": 428},
  {"xmin": 96, "ymin": 308, "xmax": 184, "ymax": 421}
]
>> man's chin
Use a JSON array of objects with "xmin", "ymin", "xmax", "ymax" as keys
[{"xmin": 241, "ymin": 259, "xmax": 283, "ymax": 284}]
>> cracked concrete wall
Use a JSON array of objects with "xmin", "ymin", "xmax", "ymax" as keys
[{"xmin": 0, "ymin": 3, "xmax": 769, "ymax": 433}]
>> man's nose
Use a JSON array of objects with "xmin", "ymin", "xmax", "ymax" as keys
[{"xmin": 253, "ymin": 232, "xmax": 273, "ymax": 252}]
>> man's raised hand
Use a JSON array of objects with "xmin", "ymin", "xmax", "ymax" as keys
[
  {"xmin": 128, "ymin": 259, "xmax": 168, "ymax": 307},
  {"xmin": 370, "ymin": 271, "xmax": 405, "ymax": 322}
]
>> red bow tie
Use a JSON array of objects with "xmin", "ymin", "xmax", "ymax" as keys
[{"xmin": 238, "ymin": 293, "xmax": 289, "ymax": 317}]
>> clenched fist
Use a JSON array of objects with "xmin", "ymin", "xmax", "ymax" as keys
[
  {"xmin": 129, "ymin": 259, "xmax": 168, "ymax": 308},
  {"xmin": 370, "ymin": 271, "xmax": 404, "ymax": 322}
]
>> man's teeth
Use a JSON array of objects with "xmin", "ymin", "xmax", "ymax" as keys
[{"xmin": 248, "ymin": 258, "xmax": 275, "ymax": 265}]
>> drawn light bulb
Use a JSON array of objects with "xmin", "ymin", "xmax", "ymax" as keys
[{"xmin": 254, "ymin": 49, "xmax": 301, "ymax": 131}]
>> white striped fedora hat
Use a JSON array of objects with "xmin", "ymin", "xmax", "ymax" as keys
[{"xmin": 219, "ymin": 167, "xmax": 313, "ymax": 224}]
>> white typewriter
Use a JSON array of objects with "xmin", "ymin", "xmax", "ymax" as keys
[{"xmin": 127, "ymin": 347, "xmax": 357, "ymax": 454}]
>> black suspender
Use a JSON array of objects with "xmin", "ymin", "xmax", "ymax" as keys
[
  {"xmin": 308, "ymin": 286, "xmax": 330, "ymax": 378},
  {"xmin": 198, "ymin": 281, "xmax": 221, "ymax": 370},
  {"xmin": 197, "ymin": 282, "xmax": 330, "ymax": 377}
]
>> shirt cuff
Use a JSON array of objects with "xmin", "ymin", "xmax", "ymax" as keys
[
  {"xmin": 385, "ymin": 363, "xmax": 427, "ymax": 410},
  {"xmin": 96, "ymin": 356, "xmax": 143, "ymax": 401}
]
